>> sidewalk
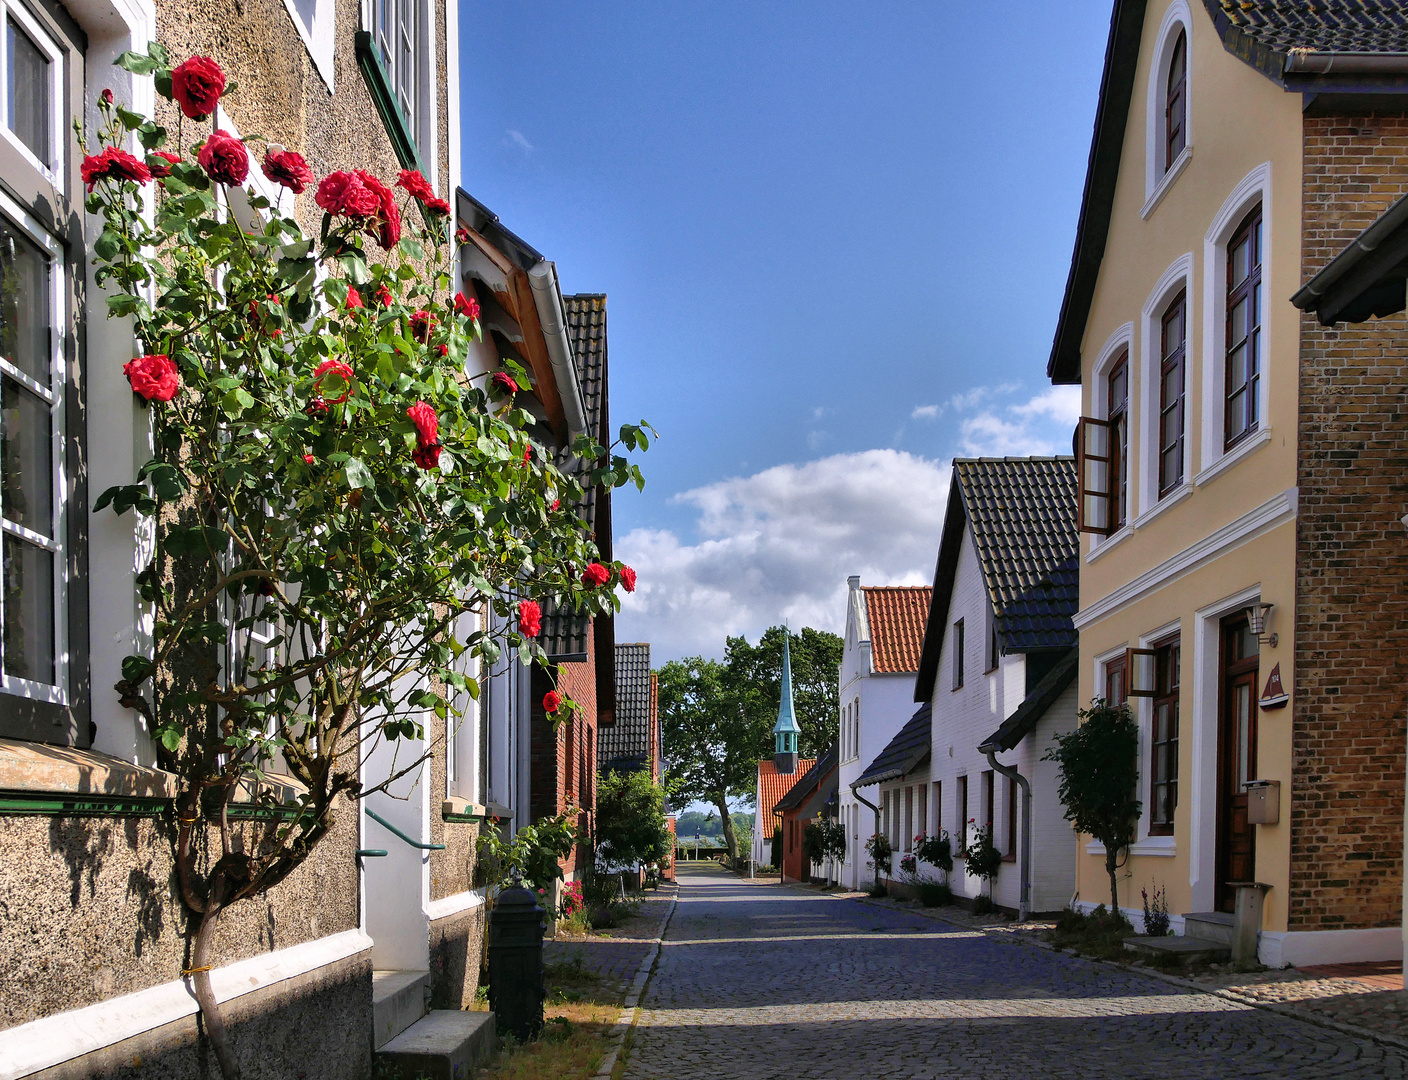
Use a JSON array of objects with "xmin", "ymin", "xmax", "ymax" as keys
[{"xmin": 544, "ymin": 886, "xmax": 678, "ymax": 1001}]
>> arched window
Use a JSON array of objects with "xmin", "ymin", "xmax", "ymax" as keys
[
  {"xmin": 1159, "ymin": 293, "xmax": 1187, "ymax": 496},
  {"xmin": 1107, "ymin": 350, "xmax": 1129, "ymax": 528},
  {"xmin": 1224, "ymin": 206, "xmax": 1262, "ymax": 449},
  {"xmin": 1165, "ymin": 30, "xmax": 1187, "ymax": 172}
]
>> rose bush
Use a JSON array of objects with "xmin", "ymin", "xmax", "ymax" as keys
[{"xmin": 86, "ymin": 44, "xmax": 652, "ymax": 1080}]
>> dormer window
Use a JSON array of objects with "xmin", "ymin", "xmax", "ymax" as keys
[{"xmin": 1165, "ymin": 30, "xmax": 1186, "ymax": 172}]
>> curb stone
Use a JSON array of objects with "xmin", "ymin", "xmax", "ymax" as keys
[{"xmin": 590, "ymin": 891, "xmax": 679, "ymax": 1080}]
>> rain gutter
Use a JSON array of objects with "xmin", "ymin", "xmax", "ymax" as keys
[{"xmin": 527, "ymin": 260, "xmax": 588, "ymax": 440}]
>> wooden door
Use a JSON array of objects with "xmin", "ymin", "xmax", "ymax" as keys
[{"xmin": 1216, "ymin": 618, "xmax": 1259, "ymax": 912}]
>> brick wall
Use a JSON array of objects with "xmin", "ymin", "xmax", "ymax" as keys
[
  {"xmin": 1294, "ymin": 113, "xmax": 1408, "ymax": 932},
  {"xmin": 530, "ymin": 623, "xmax": 599, "ymax": 878}
]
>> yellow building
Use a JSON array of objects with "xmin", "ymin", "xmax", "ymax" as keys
[{"xmin": 1050, "ymin": 0, "xmax": 1408, "ymax": 966}]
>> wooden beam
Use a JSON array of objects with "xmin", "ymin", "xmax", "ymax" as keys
[{"xmin": 508, "ymin": 268, "xmax": 568, "ymax": 445}]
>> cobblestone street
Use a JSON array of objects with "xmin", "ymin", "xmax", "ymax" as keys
[{"xmin": 622, "ymin": 864, "xmax": 1408, "ymax": 1080}]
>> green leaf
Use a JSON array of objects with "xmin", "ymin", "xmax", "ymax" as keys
[
  {"xmin": 397, "ymin": 237, "xmax": 426, "ymax": 263},
  {"xmin": 116, "ymin": 105, "xmax": 146, "ymax": 129},
  {"xmin": 121, "ymin": 654, "xmax": 154, "ymax": 683},
  {"xmin": 148, "ymin": 41, "xmax": 170, "ymax": 66},
  {"xmin": 344, "ymin": 457, "xmax": 373, "ymax": 490},
  {"xmin": 138, "ymin": 460, "xmax": 188, "ymax": 500},
  {"xmin": 114, "ymin": 50, "xmax": 158, "ymax": 75},
  {"xmin": 339, "ymin": 254, "xmax": 370, "ymax": 285},
  {"xmin": 106, "ymin": 293, "xmax": 138, "ymax": 317},
  {"xmin": 138, "ymin": 123, "xmax": 167, "ymax": 149},
  {"xmin": 153, "ymin": 70, "xmax": 172, "ymax": 100},
  {"xmin": 159, "ymin": 726, "xmax": 181, "ymax": 752}
]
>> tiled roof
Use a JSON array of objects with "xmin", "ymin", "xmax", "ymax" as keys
[
  {"xmin": 1204, "ymin": 0, "xmax": 1408, "ymax": 56},
  {"xmin": 979, "ymin": 648, "xmax": 1078, "ymax": 753},
  {"xmin": 957, "ymin": 458, "xmax": 1079, "ymax": 653},
  {"xmin": 774, "ymin": 745, "xmax": 839, "ymax": 813},
  {"xmin": 540, "ymin": 294, "xmax": 610, "ymax": 662},
  {"xmin": 862, "ymin": 587, "xmax": 932, "ymax": 673},
  {"xmin": 757, "ymin": 758, "xmax": 816, "ymax": 819},
  {"xmin": 854, "ymin": 703, "xmax": 931, "ymax": 788},
  {"xmin": 601, "ymin": 643, "xmax": 651, "ymax": 769}
]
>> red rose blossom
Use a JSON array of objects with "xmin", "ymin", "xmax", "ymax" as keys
[
  {"xmin": 412, "ymin": 442, "xmax": 442, "ymax": 470},
  {"xmin": 123, "ymin": 354, "xmax": 179, "ymax": 402},
  {"xmin": 582, "ymin": 562, "xmax": 610, "ymax": 588},
  {"xmin": 100, "ymin": 88, "xmax": 115, "ymax": 106},
  {"xmin": 406, "ymin": 401, "xmax": 438, "ymax": 446},
  {"xmin": 409, "ymin": 310, "xmax": 436, "ymax": 343},
  {"xmin": 197, "ymin": 129, "xmax": 249, "ymax": 186},
  {"xmin": 550, "ymin": 498, "xmax": 560, "ymax": 511},
  {"xmin": 543, "ymin": 691, "xmax": 562, "ymax": 714},
  {"xmin": 518, "ymin": 600, "xmax": 542, "ymax": 638},
  {"xmin": 491, "ymin": 372, "xmax": 518, "ymax": 395},
  {"xmin": 315, "ymin": 170, "xmax": 380, "ymax": 217},
  {"xmin": 355, "ymin": 170, "xmax": 401, "ymax": 249},
  {"xmin": 373, "ymin": 284, "xmax": 394, "ymax": 308},
  {"xmin": 522, "ymin": 445, "xmax": 533, "ymax": 464},
  {"xmin": 82, "ymin": 147, "xmax": 151, "ymax": 189},
  {"xmin": 455, "ymin": 226, "xmax": 470, "ymax": 245},
  {"xmin": 148, "ymin": 151, "xmax": 181, "ymax": 179},
  {"xmin": 262, "ymin": 145, "xmax": 313, "ymax": 193},
  {"xmin": 171, "ymin": 56, "xmax": 226, "ymax": 120},
  {"xmin": 312, "ymin": 359, "xmax": 355, "ymax": 404},
  {"xmin": 395, "ymin": 169, "xmax": 436, "ymax": 202},
  {"xmin": 425, "ymin": 197, "xmax": 450, "ymax": 216},
  {"xmin": 621, "ymin": 565, "xmax": 637, "ymax": 593},
  {"xmin": 436, "ymin": 344, "xmax": 449, "ymax": 357},
  {"xmin": 305, "ymin": 397, "xmax": 329, "ymax": 416},
  {"xmin": 453, "ymin": 292, "xmax": 480, "ymax": 319},
  {"xmin": 303, "ymin": 454, "xmax": 315, "ymax": 464}
]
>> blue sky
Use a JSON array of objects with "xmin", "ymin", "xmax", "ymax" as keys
[{"xmin": 460, "ymin": 3, "xmax": 1111, "ymax": 662}]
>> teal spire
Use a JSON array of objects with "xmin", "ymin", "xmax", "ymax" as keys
[{"xmin": 773, "ymin": 629, "xmax": 801, "ymax": 757}]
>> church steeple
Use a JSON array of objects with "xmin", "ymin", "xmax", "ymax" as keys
[{"xmin": 773, "ymin": 629, "xmax": 801, "ymax": 774}]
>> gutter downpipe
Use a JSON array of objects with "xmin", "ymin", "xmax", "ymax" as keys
[
  {"xmin": 981, "ymin": 746, "xmax": 1031, "ymax": 922},
  {"xmin": 850, "ymin": 781, "xmax": 882, "ymax": 890},
  {"xmin": 1285, "ymin": 51, "xmax": 1408, "ymax": 76},
  {"xmin": 527, "ymin": 260, "xmax": 588, "ymax": 440}
]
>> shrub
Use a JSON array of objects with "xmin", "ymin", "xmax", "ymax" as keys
[
  {"xmin": 965, "ymin": 820, "xmax": 1003, "ymax": 887},
  {"xmin": 915, "ymin": 831, "xmax": 953, "ymax": 875},
  {"xmin": 1141, "ymin": 884, "xmax": 1170, "ymax": 937},
  {"xmin": 864, "ymin": 832, "xmax": 893, "ymax": 879},
  {"xmin": 915, "ymin": 879, "xmax": 952, "ymax": 907}
]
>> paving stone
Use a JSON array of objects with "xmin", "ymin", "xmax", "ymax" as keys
[{"xmin": 622, "ymin": 865, "xmax": 1408, "ymax": 1080}]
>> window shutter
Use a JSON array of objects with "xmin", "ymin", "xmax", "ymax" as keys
[
  {"xmin": 1076, "ymin": 416, "xmax": 1113, "ymax": 535},
  {"xmin": 1126, "ymin": 647, "xmax": 1159, "ymax": 698}
]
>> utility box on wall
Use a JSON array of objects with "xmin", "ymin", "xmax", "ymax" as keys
[{"xmin": 1245, "ymin": 779, "xmax": 1281, "ymax": 825}]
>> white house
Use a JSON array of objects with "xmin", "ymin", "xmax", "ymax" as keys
[
  {"xmin": 837, "ymin": 579, "xmax": 930, "ymax": 890},
  {"xmin": 883, "ymin": 457, "xmax": 1081, "ymax": 916}
]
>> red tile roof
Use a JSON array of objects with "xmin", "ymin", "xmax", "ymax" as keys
[
  {"xmin": 757, "ymin": 758, "xmax": 816, "ymax": 819},
  {"xmin": 863, "ymin": 587, "xmax": 932, "ymax": 673}
]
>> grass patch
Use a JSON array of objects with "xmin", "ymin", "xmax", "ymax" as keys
[
  {"xmin": 1046, "ymin": 905, "xmax": 1135, "ymax": 962},
  {"xmin": 474, "ymin": 961, "xmax": 624, "ymax": 1080}
]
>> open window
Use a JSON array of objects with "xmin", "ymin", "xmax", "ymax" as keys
[{"xmin": 1074, "ymin": 416, "xmax": 1112, "ymax": 535}]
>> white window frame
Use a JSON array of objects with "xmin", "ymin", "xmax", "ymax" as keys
[
  {"xmin": 1137, "ymin": 252, "xmax": 1195, "ymax": 521},
  {"xmin": 0, "ymin": 175, "xmax": 67, "ymax": 706},
  {"xmin": 1197, "ymin": 162, "xmax": 1274, "ymax": 487},
  {"xmin": 1086, "ymin": 322, "xmax": 1136, "ymax": 557},
  {"xmin": 1143, "ymin": 0, "xmax": 1193, "ymax": 217},
  {"xmin": 282, "ymin": 0, "xmax": 336, "ymax": 92},
  {"xmin": 1132, "ymin": 619, "xmax": 1180, "ymax": 854},
  {"xmin": 364, "ymin": 0, "xmax": 437, "ymax": 191},
  {"xmin": 0, "ymin": 0, "xmax": 65, "ymax": 187}
]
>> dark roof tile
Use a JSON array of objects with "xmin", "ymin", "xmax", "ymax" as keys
[
  {"xmin": 854, "ymin": 704, "xmax": 932, "ymax": 788},
  {"xmin": 601, "ymin": 643, "xmax": 651, "ymax": 769}
]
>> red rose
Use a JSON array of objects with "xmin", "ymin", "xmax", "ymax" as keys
[
  {"xmin": 621, "ymin": 566, "xmax": 637, "ymax": 593},
  {"xmin": 148, "ymin": 151, "xmax": 181, "ymax": 179},
  {"xmin": 550, "ymin": 498, "xmax": 560, "ymax": 511},
  {"xmin": 345, "ymin": 287, "xmax": 363, "ymax": 311},
  {"xmin": 123, "ymin": 354, "xmax": 179, "ymax": 401},
  {"xmin": 518, "ymin": 600, "xmax": 542, "ymax": 638},
  {"xmin": 261, "ymin": 145, "xmax": 313, "ymax": 193},
  {"xmin": 171, "ymin": 56, "xmax": 226, "ymax": 120},
  {"xmin": 453, "ymin": 292, "xmax": 480, "ymax": 319},
  {"xmin": 522, "ymin": 445, "xmax": 533, "ymax": 464},
  {"xmin": 395, "ymin": 169, "xmax": 436, "ymax": 202},
  {"xmin": 455, "ymin": 226, "xmax": 470, "ymax": 245},
  {"xmin": 425, "ymin": 197, "xmax": 450, "ymax": 216},
  {"xmin": 582, "ymin": 563, "xmax": 610, "ymax": 588},
  {"xmin": 197, "ymin": 129, "xmax": 248, "ymax": 186},
  {"xmin": 353, "ymin": 169, "xmax": 401, "ymax": 249},
  {"xmin": 100, "ymin": 88, "xmax": 115, "ymax": 106},
  {"xmin": 409, "ymin": 310, "xmax": 436, "ymax": 343},
  {"xmin": 82, "ymin": 147, "xmax": 151, "ymax": 189},
  {"xmin": 312, "ymin": 359, "xmax": 355, "ymax": 404},
  {"xmin": 305, "ymin": 397, "xmax": 329, "ymax": 416},
  {"xmin": 412, "ymin": 442, "xmax": 442, "ymax": 470},
  {"xmin": 436, "ymin": 344, "xmax": 449, "ymax": 357},
  {"xmin": 315, "ymin": 170, "xmax": 380, "ymax": 217},
  {"xmin": 406, "ymin": 401, "xmax": 438, "ymax": 446},
  {"xmin": 303, "ymin": 453, "xmax": 315, "ymax": 464},
  {"xmin": 543, "ymin": 691, "xmax": 562, "ymax": 714},
  {"xmin": 373, "ymin": 284, "xmax": 394, "ymax": 307},
  {"xmin": 491, "ymin": 372, "xmax": 518, "ymax": 395}
]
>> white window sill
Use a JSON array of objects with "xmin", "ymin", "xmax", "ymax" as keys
[
  {"xmin": 0, "ymin": 737, "xmax": 176, "ymax": 798},
  {"xmin": 1141, "ymin": 145, "xmax": 1193, "ymax": 220},
  {"xmin": 1195, "ymin": 427, "xmax": 1272, "ymax": 488},
  {"xmin": 1084, "ymin": 836, "xmax": 1177, "ymax": 857},
  {"xmin": 1133, "ymin": 482, "xmax": 1194, "ymax": 529},
  {"xmin": 1086, "ymin": 524, "xmax": 1134, "ymax": 564}
]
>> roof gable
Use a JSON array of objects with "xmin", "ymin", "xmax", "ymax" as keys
[
  {"xmin": 861, "ymin": 587, "xmax": 932, "ymax": 673},
  {"xmin": 774, "ymin": 744, "xmax": 839, "ymax": 813}
]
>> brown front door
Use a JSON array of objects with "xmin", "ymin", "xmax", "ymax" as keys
[{"xmin": 1215, "ymin": 617, "xmax": 1259, "ymax": 912}]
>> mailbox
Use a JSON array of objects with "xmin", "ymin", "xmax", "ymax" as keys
[{"xmin": 1244, "ymin": 779, "xmax": 1280, "ymax": 825}]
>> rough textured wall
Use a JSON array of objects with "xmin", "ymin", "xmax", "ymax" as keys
[
  {"xmin": 1294, "ymin": 112, "xmax": 1408, "ymax": 933},
  {"xmin": 27, "ymin": 951, "xmax": 371, "ymax": 1080},
  {"xmin": 0, "ymin": 795, "xmax": 359, "ymax": 1026},
  {"xmin": 428, "ymin": 905, "xmax": 485, "ymax": 1010}
]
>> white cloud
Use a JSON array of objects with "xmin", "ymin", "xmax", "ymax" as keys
[
  {"xmin": 911, "ymin": 404, "xmax": 940, "ymax": 420},
  {"xmin": 615, "ymin": 450, "xmax": 948, "ymax": 662},
  {"xmin": 958, "ymin": 385, "xmax": 1080, "ymax": 458},
  {"xmin": 1011, "ymin": 384, "xmax": 1081, "ymax": 424},
  {"xmin": 506, "ymin": 129, "xmax": 534, "ymax": 152}
]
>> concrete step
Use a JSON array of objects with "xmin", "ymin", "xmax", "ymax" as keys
[
  {"xmin": 375, "ymin": 1010, "xmax": 497, "ymax": 1080},
  {"xmin": 372, "ymin": 969, "xmax": 429, "ymax": 1050},
  {"xmin": 1124, "ymin": 935, "xmax": 1230, "ymax": 965},
  {"xmin": 1182, "ymin": 911, "xmax": 1236, "ymax": 947}
]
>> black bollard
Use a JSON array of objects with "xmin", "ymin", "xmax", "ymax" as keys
[{"xmin": 487, "ymin": 870, "xmax": 546, "ymax": 1043}]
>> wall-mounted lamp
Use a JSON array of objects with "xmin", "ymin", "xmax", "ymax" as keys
[{"xmin": 1246, "ymin": 602, "xmax": 1276, "ymax": 648}]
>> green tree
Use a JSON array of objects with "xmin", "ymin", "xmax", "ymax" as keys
[
  {"xmin": 594, "ymin": 770, "xmax": 672, "ymax": 870},
  {"xmin": 1044, "ymin": 700, "xmax": 1142, "ymax": 913},
  {"xmin": 726, "ymin": 626, "xmax": 843, "ymax": 758}
]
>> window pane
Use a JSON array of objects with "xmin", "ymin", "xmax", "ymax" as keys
[
  {"xmin": 7, "ymin": 19, "xmax": 50, "ymax": 165},
  {"xmin": 0, "ymin": 217, "xmax": 51, "ymax": 385},
  {"xmin": 1231, "ymin": 236, "xmax": 1250, "ymax": 287},
  {"xmin": 1, "ymin": 375, "xmax": 51, "ymax": 535},
  {"xmin": 2, "ymin": 531, "xmax": 53, "ymax": 683}
]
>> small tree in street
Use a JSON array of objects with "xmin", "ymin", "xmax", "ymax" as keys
[
  {"xmin": 801, "ymin": 817, "xmax": 846, "ymax": 877},
  {"xmin": 1043, "ymin": 699, "xmax": 1142, "ymax": 914},
  {"xmin": 594, "ymin": 770, "xmax": 672, "ymax": 871}
]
